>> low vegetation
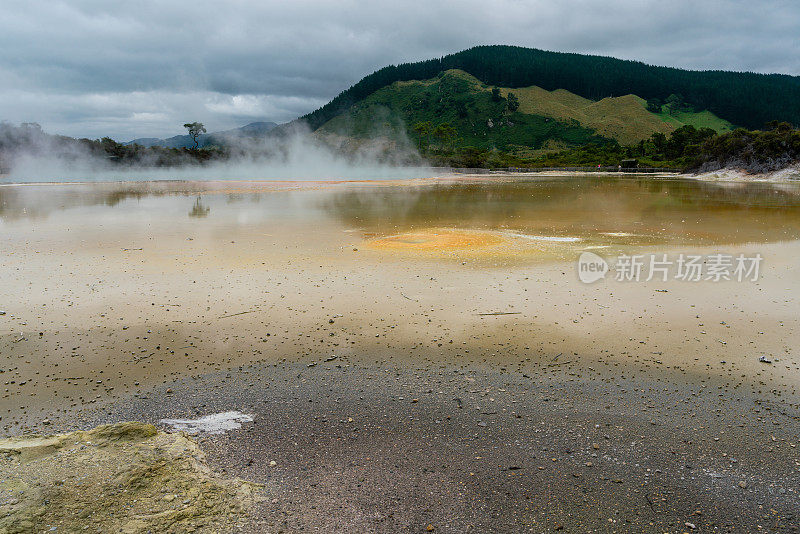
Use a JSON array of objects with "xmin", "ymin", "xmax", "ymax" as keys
[
  {"xmin": 692, "ymin": 122, "xmax": 800, "ymax": 173},
  {"xmin": 417, "ymin": 122, "xmax": 800, "ymax": 171}
]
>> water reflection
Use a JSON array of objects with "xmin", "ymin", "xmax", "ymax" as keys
[
  {"xmin": 0, "ymin": 181, "xmax": 297, "ymax": 222},
  {"xmin": 0, "ymin": 182, "xmax": 185, "ymax": 221},
  {"xmin": 321, "ymin": 177, "xmax": 800, "ymax": 246},
  {"xmin": 2, "ymin": 177, "xmax": 800, "ymax": 247},
  {"xmin": 188, "ymin": 197, "xmax": 210, "ymax": 218}
]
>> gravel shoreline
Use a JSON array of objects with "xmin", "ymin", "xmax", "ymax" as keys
[{"xmin": 60, "ymin": 359, "xmax": 800, "ymax": 533}]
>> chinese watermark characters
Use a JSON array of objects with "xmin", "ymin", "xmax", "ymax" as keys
[{"xmin": 577, "ymin": 252, "xmax": 762, "ymax": 284}]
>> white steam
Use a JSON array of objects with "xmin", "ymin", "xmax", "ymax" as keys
[{"xmin": 1, "ymin": 121, "xmax": 432, "ymax": 183}]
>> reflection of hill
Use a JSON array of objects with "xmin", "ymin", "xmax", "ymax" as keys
[
  {"xmin": 4, "ymin": 177, "xmax": 800, "ymax": 247},
  {"xmin": 320, "ymin": 178, "xmax": 800, "ymax": 245},
  {"xmin": 0, "ymin": 182, "xmax": 211, "ymax": 221}
]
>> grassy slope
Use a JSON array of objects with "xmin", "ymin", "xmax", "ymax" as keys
[
  {"xmin": 507, "ymin": 88, "xmax": 675, "ymax": 145},
  {"xmin": 319, "ymin": 70, "xmax": 610, "ymax": 152},
  {"xmin": 318, "ymin": 69, "xmax": 735, "ymax": 151},
  {"xmin": 657, "ymin": 108, "xmax": 735, "ymax": 133},
  {"xmin": 512, "ymin": 90, "xmax": 734, "ymax": 144}
]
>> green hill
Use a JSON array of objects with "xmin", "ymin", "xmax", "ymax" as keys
[
  {"xmin": 316, "ymin": 69, "xmax": 734, "ymax": 154},
  {"xmin": 318, "ymin": 70, "xmax": 608, "ymax": 153},
  {"xmin": 500, "ymin": 82, "xmax": 733, "ymax": 145},
  {"xmin": 302, "ymin": 45, "xmax": 800, "ymax": 132},
  {"xmin": 656, "ymin": 108, "xmax": 734, "ymax": 133}
]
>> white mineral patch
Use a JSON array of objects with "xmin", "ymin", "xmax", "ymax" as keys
[
  {"xmin": 502, "ymin": 232, "xmax": 581, "ymax": 242},
  {"xmin": 160, "ymin": 411, "xmax": 254, "ymax": 434}
]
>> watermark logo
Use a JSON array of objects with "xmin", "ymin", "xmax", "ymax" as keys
[
  {"xmin": 577, "ymin": 252, "xmax": 762, "ymax": 283},
  {"xmin": 577, "ymin": 251, "xmax": 609, "ymax": 283}
]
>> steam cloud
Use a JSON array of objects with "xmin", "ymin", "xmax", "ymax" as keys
[{"xmin": 0, "ymin": 121, "xmax": 431, "ymax": 183}]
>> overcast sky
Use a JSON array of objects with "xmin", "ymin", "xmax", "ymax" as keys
[{"xmin": 1, "ymin": 0, "xmax": 798, "ymax": 141}]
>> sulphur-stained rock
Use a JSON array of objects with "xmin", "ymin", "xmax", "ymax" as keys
[{"xmin": 0, "ymin": 422, "xmax": 262, "ymax": 533}]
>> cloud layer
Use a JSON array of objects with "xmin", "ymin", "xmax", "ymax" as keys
[{"xmin": 2, "ymin": 0, "xmax": 798, "ymax": 140}]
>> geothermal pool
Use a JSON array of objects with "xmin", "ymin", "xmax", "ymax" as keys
[{"xmin": 1, "ymin": 174, "xmax": 800, "ymax": 431}]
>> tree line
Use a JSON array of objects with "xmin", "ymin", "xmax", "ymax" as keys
[
  {"xmin": 416, "ymin": 122, "xmax": 800, "ymax": 172},
  {"xmin": 3, "ymin": 120, "xmax": 798, "ymax": 175}
]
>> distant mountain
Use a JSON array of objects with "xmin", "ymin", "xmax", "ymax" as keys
[
  {"xmin": 303, "ymin": 45, "xmax": 800, "ymax": 133},
  {"xmin": 126, "ymin": 121, "xmax": 278, "ymax": 148}
]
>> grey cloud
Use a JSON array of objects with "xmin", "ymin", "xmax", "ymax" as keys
[{"xmin": 1, "ymin": 0, "xmax": 798, "ymax": 140}]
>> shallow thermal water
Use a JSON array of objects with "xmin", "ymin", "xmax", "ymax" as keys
[
  {"xmin": 2, "ymin": 174, "xmax": 800, "ymax": 432},
  {"xmin": 2, "ymin": 175, "xmax": 800, "ymax": 258}
]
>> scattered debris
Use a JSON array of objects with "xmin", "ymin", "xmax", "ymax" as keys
[{"xmin": 218, "ymin": 310, "xmax": 258, "ymax": 319}]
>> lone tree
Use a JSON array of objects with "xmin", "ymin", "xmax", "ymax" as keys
[
  {"xmin": 183, "ymin": 122, "xmax": 206, "ymax": 149},
  {"xmin": 412, "ymin": 121, "xmax": 432, "ymax": 150},
  {"xmin": 506, "ymin": 92, "xmax": 520, "ymax": 113}
]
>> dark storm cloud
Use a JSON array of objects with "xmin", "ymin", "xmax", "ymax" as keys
[{"xmin": 1, "ymin": 0, "xmax": 798, "ymax": 140}]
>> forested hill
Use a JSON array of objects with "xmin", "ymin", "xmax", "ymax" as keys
[{"xmin": 302, "ymin": 45, "xmax": 800, "ymax": 130}]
